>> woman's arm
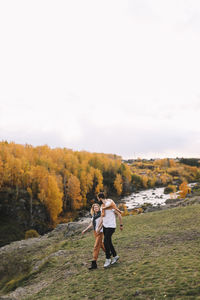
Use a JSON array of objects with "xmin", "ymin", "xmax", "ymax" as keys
[{"xmin": 81, "ymin": 222, "xmax": 93, "ymax": 234}]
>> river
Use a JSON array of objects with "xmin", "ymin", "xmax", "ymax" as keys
[{"xmin": 120, "ymin": 183, "xmax": 197, "ymax": 210}]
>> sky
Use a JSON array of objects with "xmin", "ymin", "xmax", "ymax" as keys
[{"xmin": 0, "ymin": 0, "xmax": 200, "ymax": 159}]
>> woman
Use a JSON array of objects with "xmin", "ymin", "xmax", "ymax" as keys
[{"xmin": 82, "ymin": 203, "xmax": 105, "ymax": 270}]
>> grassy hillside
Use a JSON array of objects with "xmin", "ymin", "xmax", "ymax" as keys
[{"xmin": 1, "ymin": 203, "xmax": 200, "ymax": 300}]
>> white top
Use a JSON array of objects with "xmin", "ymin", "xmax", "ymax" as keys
[{"xmin": 102, "ymin": 200, "xmax": 116, "ymax": 228}]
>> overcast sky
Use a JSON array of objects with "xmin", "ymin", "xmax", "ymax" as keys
[{"xmin": 0, "ymin": 0, "xmax": 200, "ymax": 159}]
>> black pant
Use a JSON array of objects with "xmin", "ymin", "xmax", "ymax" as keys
[{"xmin": 103, "ymin": 227, "xmax": 117, "ymax": 259}]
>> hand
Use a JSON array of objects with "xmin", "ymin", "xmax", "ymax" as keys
[
  {"xmin": 120, "ymin": 225, "xmax": 123, "ymax": 231},
  {"xmin": 82, "ymin": 230, "xmax": 86, "ymax": 235}
]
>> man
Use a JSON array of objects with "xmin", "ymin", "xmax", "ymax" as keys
[{"xmin": 97, "ymin": 192, "xmax": 123, "ymax": 268}]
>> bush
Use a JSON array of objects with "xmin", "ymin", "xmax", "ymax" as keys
[
  {"xmin": 25, "ymin": 229, "xmax": 39, "ymax": 239},
  {"xmin": 164, "ymin": 185, "xmax": 176, "ymax": 194}
]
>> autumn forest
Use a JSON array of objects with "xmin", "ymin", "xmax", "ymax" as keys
[{"xmin": 0, "ymin": 142, "xmax": 200, "ymax": 232}]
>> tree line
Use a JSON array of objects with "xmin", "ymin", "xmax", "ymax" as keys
[{"xmin": 0, "ymin": 142, "xmax": 199, "ymax": 226}]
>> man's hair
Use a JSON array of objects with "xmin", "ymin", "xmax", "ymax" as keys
[{"xmin": 97, "ymin": 192, "xmax": 105, "ymax": 199}]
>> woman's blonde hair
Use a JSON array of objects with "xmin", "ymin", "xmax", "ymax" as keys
[{"xmin": 90, "ymin": 203, "xmax": 100, "ymax": 216}]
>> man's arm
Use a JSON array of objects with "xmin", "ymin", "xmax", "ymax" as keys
[
  {"xmin": 102, "ymin": 199, "xmax": 112, "ymax": 209},
  {"xmin": 114, "ymin": 210, "xmax": 123, "ymax": 231},
  {"xmin": 102, "ymin": 200, "xmax": 122, "ymax": 215}
]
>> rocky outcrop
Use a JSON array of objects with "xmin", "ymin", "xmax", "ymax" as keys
[
  {"xmin": 0, "ymin": 218, "xmax": 90, "ymax": 285},
  {"xmin": 48, "ymin": 221, "xmax": 90, "ymax": 238}
]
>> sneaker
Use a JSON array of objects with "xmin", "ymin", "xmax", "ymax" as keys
[
  {"xmin": 104, "ymin": 258, "xmax": 111, "ymax": 268},
  {"xmin": 111, "ymin": 255, "xmax": 119, "ymax": 265}
]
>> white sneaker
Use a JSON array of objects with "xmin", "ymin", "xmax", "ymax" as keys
[
  {"xmin": 111, "ymin": 255, "xmax": 119, "ymax": 265},
  {"xmin": 104, "ymin": 258, "xmax": 111, "ymax": 268}
]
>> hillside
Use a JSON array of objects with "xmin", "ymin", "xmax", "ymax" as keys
[
  {"xmin": 1, "ymin": 202, "xmax": 200, "ymax": 300},
  {"xmin": 1, "ymin": 142, "xmax": 199, "ymax": 247}
]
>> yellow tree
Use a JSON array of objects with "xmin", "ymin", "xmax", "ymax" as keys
[
  {"xmin": 4, "ymin": 156, "xmax": 22, "ymax": 187},
  {"xmin": 94, "ymin": 169, "xmax": 104, "ymax": 194},
  {"xmin": 29, "ymin": 165, "xmax": 49, "ymax": 196},
  {"xmin": 84, "ymin": 167, "xmax": 96, "ymax": 199},
  {"xmin": 160, "ymin": 173, "xmax": 169, "ymax": 185},
  {"xmin": 67, "ymin": 175, "xmax": 82, "ymax": 210},
  {"xmin": 64, "ymin": 153, "xmax": 79, "ymax": 176},
  {"xmin": 141, "ymin": 175, "xmax": 148, "ymax": 188},
  {"xmin": 79, "ymin": 170, "xmax": 90, "ymax": 207},
  {"xmin": 179, "ymin": 181, "xmax": 191, "ymax": 199},
  {"xmin": 148, "ymin": 175, "xmax": 157, "ymax": 188},
  {"xmin": 114, "ymin": 173, "xmax": 123, "ymax": 196},
  {"xmin": 169, "ymin": 159, "xmax": 176, "ymax": 167},
  {"xmin": 38, "ymin": 175, "xmax": 63, "ymax": 225},
  {"xmin": 122, "ymin": 165, "xmax": 132, "ymax": 183},
  {"xmin": 0, "ymin": 158, "xmax": 3, "ymax": 188}
]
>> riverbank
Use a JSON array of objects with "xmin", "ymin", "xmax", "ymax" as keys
[
  {"xmin": 120, "ymin": 186, "xmax": 169, "ymax": 209},
  {"xmin": 120, "ymin": 182, "xmax": 200, "ymax": 213},
  {"xmin": 1, "ymin": 200, "xmax": 200, "ymax": 299},
  {"xmin": 140, "ymin": 193, "xmax": 200, "ymax": 214}
]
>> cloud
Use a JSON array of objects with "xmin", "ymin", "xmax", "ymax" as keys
[
  {"xmin": 67, "ymin": 118, "xmax": 199, "ymax": 158},
  {"xmin": 0, "ymin": 0, "xmax": 200, "ymax": 159},
  {"xmin": 0, "ymin": 127, "xmax": 66, "ymax": 149},
  {"xmin": 1, "ymin": 92, "xmax": 199, "ymax": 159}
]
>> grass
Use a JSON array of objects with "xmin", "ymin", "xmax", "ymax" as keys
[{"xmin": 1, "ymin": 204, "xmax": 200, "ymax": 299}]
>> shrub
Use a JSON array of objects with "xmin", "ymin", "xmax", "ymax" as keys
[
  {"xmin": 130, "ymin": 207, "xmax": 143, "ymax": 215},
  {"xmin": 25, "ymin": 229, "xmax": 39, "ymax": 239},
  {"xmin": 164, "ymin": 185, "xmax": 176, "ymax": 194},
  {"xmin": 119, "ymin": 204, "xmax": 130, "ymax": 216},
  {"xmin": 179, "ymin": 181, "xmax": 191, "ymax": 199}
]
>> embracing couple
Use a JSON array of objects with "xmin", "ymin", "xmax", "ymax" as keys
[{"xmin": 82, "ymin": 192, "xmax": 123, "ymax": 269}]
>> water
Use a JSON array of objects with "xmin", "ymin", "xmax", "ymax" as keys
[
  {"xmin": 121, "ymin": 183, "xmax": 197, "ymax": 210},
  {"xmin": 120, "ymin": 187, "xmax": 168, "ymax": 210}
]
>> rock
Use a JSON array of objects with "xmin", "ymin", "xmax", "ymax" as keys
[
  {"xmin": 133, "ymin": 290, "xmax": 140, "ymax": 296},
  {"xmin": 32, "ymin": 250, "xmax": 67, "ymax": 271},
  {"xmin": 0, "ymin": 297, "xmax": 16, "ymax": 300},
  {"xmin": 165, "ymin": 198, "xmax": 180, "ymax": 204},
  {"xmin": 50, "ymin": 223, "xmax": 68, "ymax": 233},
  {"xmin": 144, "ymin": 206, "xmax": 162, "ymax": 213},
  {"xmin": 49, "ymin": 250, "xmax": 67, "ymax": 257},
  {"xmin": 47, "ymin": 220, "xmax": 90, "ymax": 238},
  {"xmin": 19, "ymin": 199, "xmax": 26, "ymax": 204},
  {"xmin": 64, "ymin": 222, "xmax": 87, "ymax": 237}
]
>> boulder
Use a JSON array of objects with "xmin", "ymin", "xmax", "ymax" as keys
[{"xmin": 47, "ymin": 220, "xmax": 90, "ymax": 238}]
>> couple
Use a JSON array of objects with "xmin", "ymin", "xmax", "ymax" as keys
[{"xmin": 82, "ymin": 192, "xmax": 123, "ymax": 269}]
